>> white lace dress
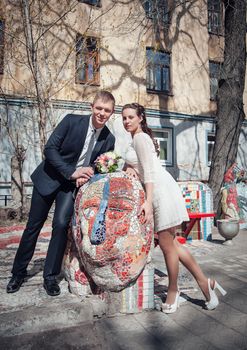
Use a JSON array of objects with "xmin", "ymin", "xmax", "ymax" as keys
[{"xmin": 124, "ymin": 132, "xmax": 189, "ymax": 232}]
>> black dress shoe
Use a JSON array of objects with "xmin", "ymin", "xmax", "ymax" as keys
[
  {"xmin": 43, "ymin": 279, "xmax": 60, "ymax": 296},
  {"xmin": 6, "ymin": 275, "xmax": 25, "ymax": 293}
]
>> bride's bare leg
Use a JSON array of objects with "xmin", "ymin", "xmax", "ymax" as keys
[
  {"xmin": 158, "ymin": 229, "xmax": 179, "ymax": 305},
  {"xmin": 158, "ymin": 226, "xmax": 212, "ymax": 302},
  {"xmin": 173, "ymin": 236, "xmax": 211, "ymax": 300}
]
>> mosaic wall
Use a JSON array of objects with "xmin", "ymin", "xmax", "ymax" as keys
[{"xmin": 178, "ymin": 182, "xmax": 214, "ymax": 240}]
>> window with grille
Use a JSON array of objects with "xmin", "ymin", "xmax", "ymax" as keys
[
  {"xmin": 153, "ymin": 128, "xmax": 173, "ymax": 166},
  {"xmin": 146, "ymin": 48, "xmax": 171, "ymax": 94},
  {"xmin": 75, "ymin": 35, "xmax": 100, "ymax": 85},
  {"xmin": 208, "ymin": 0, "xmax": 224, "ymax": 35},
  {"xmin": 142, "ymin": 0, "xmax": 169, "ymax": 25},
  {"xmin": 209, "ymin": 61, "xmax": 221, "ymax": 100},
  {"xmin": 207, "ymin": 132, "xmax": 215, "ymax": 166},
  {"xmin": 78, "ymin": 0, "xmax": 101, "ymax": 6}
]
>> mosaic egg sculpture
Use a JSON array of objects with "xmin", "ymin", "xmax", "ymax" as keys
[{"xmin": 64, "ymin": 172, "xmax": 153, "ymax": 293}]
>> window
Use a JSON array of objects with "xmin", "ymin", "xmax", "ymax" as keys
[
  {"xmin": 209, "ymin": 61, "xmax": 221, "ymax": 100},
  {"xmin": 208, "ymin": 0, "xmax": 224, "ymax": 35},
  {"xmin": 142, "ymin": 0, "xmax": 169, "ymax": 25},
  {"xmin": 75, "ymin": 35, "xmax": 100, "ymax": 85},
  {"xmin": 0, "ymin": 20, "xmax": 4, "ymax": 74},
  {"xmin": 207, "ymin": 132, "xmax": 215, "ymax": 166},
  {"xmin": 78, "ymin": 0, "xmax": 101, "ymax": 6},
  {"xmin": 146, "ymin": 48, "xmax": 171, "ymax": 93},
  {"xmin": 153, "ymin": 128, "xmax": 173, "ymax": 166}
]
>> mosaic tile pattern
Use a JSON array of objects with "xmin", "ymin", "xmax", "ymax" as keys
[
  {"xmin": 63, "ymin": 173, "xmax": 153, "ymax": 294},
  {"xmin": 178, "ymin": 182, "xmax": 214, "ymax": 240},
  {"xmin": 118, "ymin": 264, "xmax": 154, "ymax": 313}
]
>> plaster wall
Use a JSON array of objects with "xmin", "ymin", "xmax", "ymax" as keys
[
  {"xmin": 1, "ymin": 0, "xmax": 244, "ymax": 116},
  {"xmin": 0, "ymin": 0, "xmax": 247, "ymax": 202}
]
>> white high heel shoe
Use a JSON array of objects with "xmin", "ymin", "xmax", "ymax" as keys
[
  {"xmin": 205, "ymin": 278, "xmax": 227, "ymax": 310},
  {"xmin": 162, "ymin": 291, "xmax": 180, "ymax": 314}
]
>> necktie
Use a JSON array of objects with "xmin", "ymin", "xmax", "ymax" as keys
[{"xmin": 82, "ymin": 128, "xmax": 96, "ymax": 166}]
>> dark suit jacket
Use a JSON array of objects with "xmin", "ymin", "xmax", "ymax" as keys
[{"xmin": 31, "ymin": 114, "xmax": 115, "ymax": 196}]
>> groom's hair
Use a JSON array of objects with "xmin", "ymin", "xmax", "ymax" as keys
[{"xmin": 93, "ymin": 91, "xmax": 115, "ymax": 107}]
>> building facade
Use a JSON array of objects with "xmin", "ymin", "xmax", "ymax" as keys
[{"xmin": 0, "ymin": 0, "xmax": 246, "ymax": 200}]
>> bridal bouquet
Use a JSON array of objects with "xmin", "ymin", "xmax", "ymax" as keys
[{"xmin": 94, "ymin": 151, "xmax": 123, "ymax": 174}]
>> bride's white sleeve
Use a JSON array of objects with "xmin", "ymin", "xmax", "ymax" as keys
[{"xmin": 133, "ymin": 134, "xmax": 155, "ymax": 184}]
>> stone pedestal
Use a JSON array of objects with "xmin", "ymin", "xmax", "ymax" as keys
[{"xmin": 65, "ymin": 262, "xmax": 154, "ymax": 315}]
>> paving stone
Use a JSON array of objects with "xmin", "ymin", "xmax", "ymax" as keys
[
  {"xmin": 169, "ymin": 304, "xmax": 247, "ymax": 350},
  {"xmin": 0, "ymin": 224, "xmax": 247, "ymax": 349},
  {"xmin": 198, "ymin": 301, "xmax": 247, "ymax": 335}
]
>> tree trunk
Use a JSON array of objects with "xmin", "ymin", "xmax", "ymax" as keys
[
  {"xmin": 208, "ymin": 0, "xmax": 246, "ymax": 216},
  {"xmin": 21, "ymin": 0, "xmax": 48, "ymax": 156},
  {"xmin": 11, "ymin": 145, "xmax": 27, "ymax": 221}
]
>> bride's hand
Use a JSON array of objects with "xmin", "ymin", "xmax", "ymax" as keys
[
  {"xmin": 138, "ymin": 200, "xmax": 153, "ymax": 224},
  {"xmin": 125, "ymin": 166, "xmax": 138, "ymax": 179}
]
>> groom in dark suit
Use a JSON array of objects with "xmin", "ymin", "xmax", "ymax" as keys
[{"xmin": 7, "ymin": 90, "xmax": 115, "ymax": 296}]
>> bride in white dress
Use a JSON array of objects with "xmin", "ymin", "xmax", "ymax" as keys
[{"xmin": 122, "ymin": 103, "xmax": 226, "ymax": 313}]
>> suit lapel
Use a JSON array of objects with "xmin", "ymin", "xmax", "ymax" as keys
[
  {"xmin": 74, "ymin": 115, "xmax": 90, "ymax": 163},
  {"xmin": 78, "ymin": 115, "xmax": 90, "ymax": 150}
]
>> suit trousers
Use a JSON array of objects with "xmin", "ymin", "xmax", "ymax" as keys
[{"xmin": 11, "ymin": 183, "xmax": 75, "ymax": 279}]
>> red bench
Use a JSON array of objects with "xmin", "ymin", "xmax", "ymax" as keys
[
  {"xmin": 181, "ymin": 212, "xmax": 216, "ymax": 239},
  {"xmin": 154, "ymin": 212, "xmax": 216, "ymax": 245}
]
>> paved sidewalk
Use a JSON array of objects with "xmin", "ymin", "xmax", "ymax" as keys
[{"xmin": 0, "ymin": 223, "xmax": 247, "ymax": 349}]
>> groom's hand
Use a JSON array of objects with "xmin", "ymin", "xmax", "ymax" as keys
[
  {"xmin": 76, "ymin": 177, "xmax": 89, "ymax": 188},
  {"xmin": 70, "ymin": 166, "xmax": 94, "ymax": 180}
]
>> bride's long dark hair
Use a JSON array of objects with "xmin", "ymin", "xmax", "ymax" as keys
[{"xmin": 122, "ymin": 103, "xmax": 160, "ymax": 156}]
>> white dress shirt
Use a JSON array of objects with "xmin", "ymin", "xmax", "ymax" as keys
[{"xmin": 76, "ymin": 117, "xmax": 103, "ymax": 168}]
